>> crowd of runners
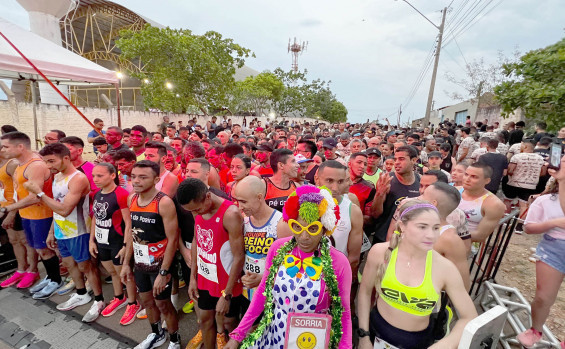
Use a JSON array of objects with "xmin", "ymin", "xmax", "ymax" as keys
[{"xmin": 0, "ymin": 115, "xmax": 563, "ymax": 349}]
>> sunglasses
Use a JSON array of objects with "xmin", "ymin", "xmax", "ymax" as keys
[{"xmin": 288, "ymin": 219, "xmax": 323, "ymax": 236}]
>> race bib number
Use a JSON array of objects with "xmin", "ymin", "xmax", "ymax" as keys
[
  {"xmin": 373, "ymin": 337, "xmax": 400, "ymax": 349},
  {"xmin": 361, "ymin": 233, "xmax": 372, "ymax": 253},
  {"xmin": 197, "ymin": 256, "xmax": 218, "ymax": 283},
  {"xmin": 285, "ymin": 313, "xmax": 331, "ymax": 349},
  {"xmin": 245, "ymin": 255, "xmax": 266, "ymax": 275},
  {"xmin": 133, "ymin": 242, "xmax": 150, "ymax": 265},
  {"xmin": 95, "ymin": 226, "xmax": 109, "ymax": 245}
]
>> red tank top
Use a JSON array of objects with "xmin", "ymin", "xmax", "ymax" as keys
[{"xmin": 194, "ymin": 199, "xmax": 242, "ymax": 297}]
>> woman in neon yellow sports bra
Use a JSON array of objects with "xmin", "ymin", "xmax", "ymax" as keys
[{"xmin": 357, "ymin": 200, "xmax": 477, "ymax": 349}]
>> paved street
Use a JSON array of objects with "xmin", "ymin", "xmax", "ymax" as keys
[{"xmin": 0, "ymin": 279, "xmax": 199, "ymax": 348}]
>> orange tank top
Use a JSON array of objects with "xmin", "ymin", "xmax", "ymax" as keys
[
  {"xmin": 14, "ymin": 158, "xmax": 53, "ymax": 220},
  {"xmin": 0, "ymin": 160, "xmax": 15, "ymax": 207}
]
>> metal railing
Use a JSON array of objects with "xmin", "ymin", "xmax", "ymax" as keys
[{"xmin": 468, "ymin": 209, "xmax": 520, "ymax": 297}]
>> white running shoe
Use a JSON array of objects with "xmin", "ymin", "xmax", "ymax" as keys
[
  {"xmin": 82, "ymin": 300, "xmax": 106, "ymax": 323},
  {"xmin": 167, "ymin": 340, "xmax": 181, "ymax": 349},
  {"xmin": 134, "ymin": 331, "xmax": 166, "ymax": 349},
  {"xmin": 56, "ymin": 292, "xmax": 92, "ymax": 311}
]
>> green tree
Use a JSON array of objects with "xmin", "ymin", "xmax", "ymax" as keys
[
  {"xmin": 116, "ymin": 25, "xmax": 252, "ymax": 114},
  {"xmin": 494, "ymin": 38, "xmax": 565, "ymax": 130},
  {"xmin": 272, "ymin": 68, "xmax": 308, "ymax": 117},
  {"xmin": 238, "ymin": 71, "xmax": 284, "ymax": 116}
]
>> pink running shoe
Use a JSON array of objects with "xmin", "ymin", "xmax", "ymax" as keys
[
  {"xmin": 120, "ymin": 302, "xmax": 141, "ymax": 326},
  {"xmin": 1, "ymin": 271, "xmax": 25, "ymax": 288},
  {"xmin": 101, "ymin": 296, "xmax": 128, "ymax": 317},
  {"xmin": 517, "ymin": 328, "xmax": 542, "ymax": 348},
  {"xmin": 17, "ymin": 272, "xmax": 40, "ymax": 289}
]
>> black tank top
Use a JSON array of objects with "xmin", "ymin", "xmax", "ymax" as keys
[{"xmin": 130, "ymin": 192, "xmax": 168, "ymax": 272}]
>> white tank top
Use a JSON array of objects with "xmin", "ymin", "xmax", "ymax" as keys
[
  {"xmin": 52, "ymin": 170, "xmax": 90, "ymax": 240},
  {"xmin": 243, "ymin": 210, "xmax": 282, "ymax": 275},
  {"xmin": 439, "ymin": 224, "xmax": 455, "ymax": 236},
  {"xmin": 332, "ymin": 195, "xmax": 353, "ymax": 256},
  {"xmin": 155, "ymin": 170, "xmax": 170, "ymax": 191},
  {"xmin": 457, "ymin": 190, "xmax": 491, "ymax": 233}
]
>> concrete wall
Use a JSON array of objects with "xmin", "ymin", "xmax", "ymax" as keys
[
  {"xmin": 413, "ymin": 102, "xmax": 524, "ymax": 128},
  {"xmin": 0, "ymin": 100, "xmax": 318, "ymax": 152}
]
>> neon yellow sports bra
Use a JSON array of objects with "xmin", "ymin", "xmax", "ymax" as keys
[{"xmin": 379, "ymin": 248, "xmax": 440, "ymax": 316}]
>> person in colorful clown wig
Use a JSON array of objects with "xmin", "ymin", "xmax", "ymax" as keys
[{"xmin": 225, "ymin": 185, "xmax": 352, "ymax": 349}]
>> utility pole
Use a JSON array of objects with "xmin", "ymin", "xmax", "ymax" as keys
[
  {"xmin": 397, "ymin": 1, "xmax": 448, "ymax": 128},
  {"xmin": 423, "ymin": 7, "xmax": 447, "ymax": 127}
]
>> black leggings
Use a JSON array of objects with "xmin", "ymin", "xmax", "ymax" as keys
[{"xmin": 369, "ymin": 306, "xmax": 435, "ymax": 349}]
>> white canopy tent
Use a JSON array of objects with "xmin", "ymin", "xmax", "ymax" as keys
[
  {"xmin": 0, "ymin": 16, "xmax": 119, "ymax": 148},
  {"xmin": 0, "ymin": 17, "xmax": 118, "ymax": 85}
]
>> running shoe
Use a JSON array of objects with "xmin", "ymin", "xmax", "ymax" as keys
[
  {"xmin": 167, "ymin": 338, "xmax": 180, "ymax": 349},
  {"xmin": 57, "ymin": 278, "xmax": 75, "ymax": 295},
  {"xmin": 137, "ymin": 308, "xmax": 148, "ymax": 319},
  {"xmin": 185, "ymin": 330, "xmax": 202, "ymax": 349},
  {"xmin": 517, "ymin": 328, "xmax": 542, "ymax": 348},
  {"xmin": 216, "ymin": 333, "xmax": 227, "ymax": 349},
  {"xmin": 1, "ymin": 271, "xmax": 25, "ymax": 288},
  {"xmin": 17, "ymin": 271, "xmax": 40, "ymax": 289},
  {"xmin": 182, "ymin": 300, "xmax": 194, "ymax": 314},
  {"xmin": 56, "ymin": 292, "xmax": 92, "ymax": 311},
  {"xmin": 82, "ymin": 300, "xmax": 106, "ymax": 323},
  {"xmin": 120, "ymin": 302, "xmax": 141, "ymax": 326},
  {"xmin": 30, "ymin": 277, "xmax": 51, "ymax": 294},
  {"xmin": 102, "ymin": 296, "xmax": 128, "ymax": 317},
  {"xmin": 32, "ymin": 280, "xmax": 64, "ymax": 300},
  {"xmin": 134, "ymin": 331, "xmax": 166, "ymax": 349},
  {"xmin": 104, "ymin": 276, "xmax": 113, "ymax": 284}
]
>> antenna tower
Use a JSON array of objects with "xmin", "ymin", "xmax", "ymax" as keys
[{"xmin": 287, "ymin": 37, "xmax": 308, "ymax": 72}]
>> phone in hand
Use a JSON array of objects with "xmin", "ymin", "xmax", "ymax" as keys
[{"xmin": 548, "ymin": 143, "xmax": 563, "ymax": 170}]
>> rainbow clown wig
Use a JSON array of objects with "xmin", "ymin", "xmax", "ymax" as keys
[{"xmin": 282, "ymin": 185, "xmax": 340, "ymax": 235}]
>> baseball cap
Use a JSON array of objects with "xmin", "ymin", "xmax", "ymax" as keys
[
  {"xmin": 322, "ymin": 138, "xmax": 338, "ymax": 149},
  {"xmin": 295, "ymin": 154, "xmax": 314, "ymax": 164},
  {"xmin": 428, "ymin": 151, "xmax": 442, "ymax": 158},
  {"xmin": 365, "ymin": 148, "xmax": 382, "ymax": 157},
  {"xmin": 353, "ymin": 132, "xmax": 362, "ymax": 137},
  {"xmin": 255, "ymin": 127, "xmax": 264, "ymax": 132}
]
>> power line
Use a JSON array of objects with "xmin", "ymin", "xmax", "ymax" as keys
[
  {"xmin": 444, "ymin": 0, "xmax": 490, "ymax": 42},
  {"xmin": 402, "ymin": 41, "xmax": 437, "ymax": 109},
  {"xmin": 443, "ymin": 0, "xmax": 505, "ymax": 46}
]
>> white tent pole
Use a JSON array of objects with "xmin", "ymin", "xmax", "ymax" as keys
[{"xmin": 30, "ymin": 80, "xmax": 39, "ymax": 150}]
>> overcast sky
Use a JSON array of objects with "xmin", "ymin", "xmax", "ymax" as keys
[{"xmin": 3, "ymin": 0, "xmax": 564, "ymax": 123}]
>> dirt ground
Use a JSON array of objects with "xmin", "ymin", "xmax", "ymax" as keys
[{"xmin": 496, "ymin": 231, "xmax": 565, "ymax": 342}]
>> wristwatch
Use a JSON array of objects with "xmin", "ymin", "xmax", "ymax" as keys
[
  {"xmin": 36, "ymin": 192, "xmax": 45, "ymax": 199},
  {"xmin": 221, "ymin": 289, "xmax": 232, "ymax": 301},
  {"xmin": 356, "ymin": 328, "xmax": 370, "ymax": 338},
  {"xmin": 159, "ymin": 269, "xmax": 170, "ymax": 276}
]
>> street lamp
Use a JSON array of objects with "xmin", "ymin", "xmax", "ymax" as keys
[{"xmin": 396, "ymin": 0, "xmax": 447, "ymax": 127}]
